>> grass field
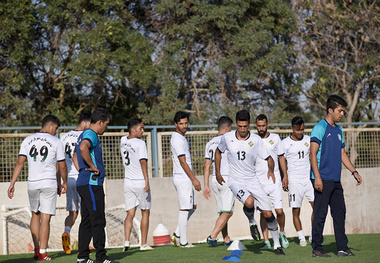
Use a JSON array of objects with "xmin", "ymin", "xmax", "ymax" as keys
[{"xmin": 1, "ymin": 234, "xmax": 379, "ymax": 263}]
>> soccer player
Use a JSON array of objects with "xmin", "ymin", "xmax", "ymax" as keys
[
  {"xmin": 75, "ymin": 108, "xmax": 119, "ymax": 263},
  {"xmin": 282, "ymin": 116, "xmax": 314, "ymax": 246},
  {"xmin": 170, "ymin": 111, "xmax": 201, "ymax": 248},
  {"xmin": 310, "ymin": 95, "xmax": 362, "ymax": 257},
  {"xmin": 203, "ymin": 116, "xmax": 234, "ymax": 247},
  {"xmin": 121, "ymin": 118, "xmax": 153, "ymax": 251},
  {"xmin": 8, "ymin": 115, "xmax": 67, "ymax": 261},
  {"xmin": 61, "ymin": 112, "xmax": 91, "ymax": 254},
  {"xmin": 215, "ymin": 110, "xmax": 285, "ymax": 255},
  {"xmin": 255, "ymin": 114, "xmax": 289, "ymax": 249}
]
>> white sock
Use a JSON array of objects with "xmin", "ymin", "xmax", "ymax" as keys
[
  {"xmin": 178, "ymin": 210, "xmax": 189, "ymax": 245},
  {"xmin": 266, "ymin": 215, "xmax": 280, "ymax": 249},
  {"xmin": 64, "ymin": 226, "xmax": 71, "ymax": 237},
  {"xmin": 174, "ymin": 225, "xmax": 180, "ymax": 237},
  {"xmin": 297, "ymin": 230, "xmax": 305, "ymax": 241},
  {"xmin": 40, "ymin": 248, "xmax": 47, "ymax": 254},
  {"xmin": 124, "ymin": 240, "xmax": 130, "ymax": 246}
]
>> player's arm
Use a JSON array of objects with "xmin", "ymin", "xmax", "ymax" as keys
[
  {"xmin": 58, "ymin": 160, "xmax": 68, "ymax": 195},
  {"xmin": 56, "ymin": 163, "xmax": 62, "ymax": 196},
  {"xmin": 215, "ymin": 148, "xmax": 225, "ymax": 185},
  {"xmin": 279, "ymin": 155, "xmax": 288, "ymax": 191},
  {"xmin": 203, "ymin": 158, "xmax": 212, "ymax": 199},
  {"xmin": 310, "ymin": 141, "xmax": 323, "ymax": 191},
  {"xmin": 7, "ymin": 155, "xmax": 26, "ymax": 199},
  {"xmin": 79, "ymin": 140, "xmax": 99, "ymax": 175},
  {"xmin": 178, "ymin": 155, "xmax": 201, "ymax": 191},
  {"xmin": 73, "ymin": 152, "xmax": 79, "ymax": 172},
  {"xmin": 341, "ymin": 148, "xmax": 362, "ymax": 186},
  {"xmin": 140, "ymin": 159, "xmax": 150, "ymax": 192},
  {"xmin": 266, "ymin": 156, "xmax": 275, "ymax": 183}
]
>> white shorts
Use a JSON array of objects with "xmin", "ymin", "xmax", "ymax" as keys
[
  {"xmin": 173, "ymin": 178, "xmax": 197, "ymax": 210},
  {"xmin": 228, "ymin": 180, "xmax": 271, "ymax": 211},
  {"xmin": 211, "ymin": 176, "xmax": 235, "ymax": 213},
  {"xmin": 28, "ymin": 188, "xmax": 57, "ymax": 215},
  {"xmin": 66, "ymin": 177, "xmax": 80, "ymax": 211},
  {"xmin": 262, "ymin": 183, "xmax": 283, "ymax": 210},
  {"xmin": 124, "ymin": 186, "xmax": 151, "ymax": 211},
  {"xmin": 288, "ymin": 181, "xmax": 314, "ymax": 208}
]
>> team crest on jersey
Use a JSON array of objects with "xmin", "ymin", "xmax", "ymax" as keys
[
  {"xmin": 248, "ymin": 141, "xmax": 254, "ymax": 147},
  {"xmin": 338, "ymin": 134, "xmax": 342, "ymax": 141},
  {"xmin": 304, "ymin": 142, "xmax": 309, "ymax": 147},
  {"xmin": 269, "ymin": 140, "xmax": 274, "ymax": 145}
]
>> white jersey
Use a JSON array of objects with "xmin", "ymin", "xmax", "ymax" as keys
[
  {"xmin": 60, "ymin": 130, "xmax": 82, "ymax": 178},
  {"xmin": 282, "ymin": 135, "xmax": 311, "ymax": 184},
  {"xmin": 170, "ymin": 131, "xmax": 192, "ymax": 180},
  {"xmin": 218, "ymin": 131, "xmax": 270, "ymax": 184},
  {"xmin": 255, "ymin": 133, "xmax": 284, "ymax": 186},
  {"xmin": 120, "ymin": 136, "xmax": 148, "ymax": 188},
  {"xmin": 205, "ymin": 135, "xmax": 229, "ymax": 177},
  {"xmin": 19, "ymin": 132, "xmax": 65, "ymax": 190}
]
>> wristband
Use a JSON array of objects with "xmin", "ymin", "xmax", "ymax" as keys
[{"xmin": 351, "ymin": 170, "xmax": 358, "ymax": 176}]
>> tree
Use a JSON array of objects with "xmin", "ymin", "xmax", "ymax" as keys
[
  {"xmin": 294, "ymin": 0, "xmax": 380, "ymax": 122},
  {"xmin": 0, "ymin": 0, "xmax": 155, "ymax": 126},
  {"xmin": 131, "ymin": 0, "xmax": 298, "ymax": 124},
  {"xmin": 294, "ymin": 0, "xmax": 380, "ymax": 164}
]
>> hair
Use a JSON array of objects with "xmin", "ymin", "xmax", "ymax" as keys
[
  {"xmin": 174, "ymin": 111, "xmax": 189, "ymax": 124},
  {"xmin": 256, "ymin": 114, "xmax": 268, "ymax": 123},
  {"xmin": 78, "ymin": 112, "xmax": 91, "ymax": 125},
  {"xmin": 42, "ymin": 114, "xmax": 60, "ymax": 128},
  {"xmin": 91, "ymin": 108, "xmax": 112, "ymax": 124},
  {"xmin": 217, "ymin": 116, "xmax": 233, "ymax": 130},
  {"xmin": 291, "ymin": 116, "xmax": 304, "ymax": 127},
  {"xmin": 235, "ymin": 110, "xmax": 250, "ymax": 122},
  {"xmin": 326, "ymin": 95, "xmax": 347, "ymax": 114},
  {"xmin": 127, "ymin": 118, "xmax": 143, "ymax": 133}
]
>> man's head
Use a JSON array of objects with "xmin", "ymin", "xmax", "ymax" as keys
[
  {"xmin": 174, "ymin": 111, "xmax": 190, "ymax": 135},
  {"xmin": 235, "ymin": 110, "xmax": 251, "ymax": 138},
  {"xmin": 326, "ymin": 95, "xmax": 347, "ymax": 123},
  {"xmin": 91, "ymin": 108, "xmax": 112, "ymax": 135},
  {"xmin": 217, "ymin": 116, "xmax": 233, "ymax": 134},
  {"xmin": 78, "ymin": 112, "xmax": 91, "ymax": 130},
  {"xmin": 255, "ymin": 114, "xmax": 269, "ymax": 138},
  {"xmin": 41, "ymin": 115, "xmax": 61, "ymax": 136},
  {"xmin": 291, "ymin": 116, "xmax": 305, "ymax": 141},
  {"xmin": 128, "ymin": 118, "xmax": 144, "ymax": 139}
]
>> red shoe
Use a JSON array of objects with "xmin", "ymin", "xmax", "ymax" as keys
[
  {"xmin": 37, "ymin": 253, "xmax": 53, "ymax": 260},
  {"xmin": 34, "ymin": 248, "xmax": 40, "ymax": 259}
]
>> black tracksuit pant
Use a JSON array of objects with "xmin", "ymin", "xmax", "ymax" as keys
[
  {"xmin": 311, "ymin": 180, "xmax": 349, "ymax": 252},
  {"xmin": 77, "ymin": 185, "xmax": 107, "ymax": 261}
]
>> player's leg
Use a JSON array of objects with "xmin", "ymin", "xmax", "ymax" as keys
[
  {"xmin": 124, "ymin": 207, "xmax": 136, "ymax": 244},
  {"xmin": 271, "ymin": 183, "xmax": 288, "ymax": 248},
  {"xmin": 304, "ymin": 181, "xmax": 315, "ymax": 243},
  {"xmin": 30, "ymin": 211, "xmax": 41, "ymax": 258},
  {"xmin": 311, "ymin": 180, "xmax": 333, "ymax": 256},
  {"xmin": 330, "ymin": 182, "xmax": 349, "ymax": 253},
  {"xmin": 39, "ymin": 213, "xmax": 52, "ymax": 250},
  {"xmin": 292, "ymin": 207, "xmax": 306, "ymax": 246},
  {"xmin": 62, "ymin": 177, "xmax": 79, "ymax": 254},
  {"xmin": 138, "ymin": 188, "xmax": 153, "ymax": 250},
  {"xmin": 140, "ymin": 209, "xmax": 153, "ymax": 250},
  {"xmin": 77, "ymin": 185, "xmax": 94, "ymax": 261},
  {"xmin": 309, "ymin": 201, "xmax": 314, "ymax": 242},
  {"xmin": 221, "ymin": 222, "xmax": 231, "ymax": 245},
  {"xmin": 259, "ymin": 213, "xmax": 271, "ymax": 249}
]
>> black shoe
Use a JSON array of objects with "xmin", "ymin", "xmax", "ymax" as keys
[
  {"xmin": 337, "ymin": 248, "xmax": 355, "ymax": 257},
  {"xmin": 274, "ymin": 247, "xmax": 285, "ymax": 255},
  {"xmin": 250, "ymin": 224, "xmax": 261, "ymax": 241},
  {"xmin": 77, "ymin": 259, "xmax": 95, "ymax": 263},
  {"xmin": 312, "ymin": 248, "xmax": 331, "ymax": 257}
]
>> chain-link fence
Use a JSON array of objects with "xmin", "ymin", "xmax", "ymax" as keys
[{"xmin": 1, "ymin": 127, "xmax": 379, "ymax": 181}]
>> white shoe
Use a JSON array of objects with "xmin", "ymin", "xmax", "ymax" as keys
[
  {"xmin": 123, "ymin": 241, "xmax": 130, "ymax": 252},
  {"xmin": 299, "ymin": 239, "xmax": 307, "ymax": 247},
  {"xmin": 140, "ymin": 245, "xmax": 154, "ymax": 251},
  {"xmin": 180, "ymin": 242, "xmax": 195, "ymax": 248},
  {"xmin": 309, "ymin": 235, "xmax": 312, "ymax": 243}
]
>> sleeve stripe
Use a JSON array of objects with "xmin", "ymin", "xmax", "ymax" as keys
[
  {"xmin": 19, "ymin": 154, "xmax": 27, "ymax": 157},
  {"xmin": 177, "ymin": 154, "xmax": 185, "ymax": 158},
  {"xmin": 139, "ymin": 158, "xmax": 148, "ymax": 161},
  {"xmin": 57, "ymin": 159, "xmax": 66, "ymax": 162},
  {"xmin": 264, "ymin": 155, "xmax": 271, "ymax": 160}
]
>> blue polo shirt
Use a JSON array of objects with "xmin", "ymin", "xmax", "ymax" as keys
[
  {"xmin": 76, "ymin": 129, "xmax": 106, "ymax": 187},
  {"xmin": 310, "ymin": 119, "xmax": 345, "ymax": 182}
]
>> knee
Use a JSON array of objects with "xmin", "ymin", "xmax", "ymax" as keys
[
  {"xmin": 244, "ymin": 197, "xmax": 254, "ymax": 209},
  {"xmin": 276, "ymin": 209, "xmax": 284, "ymax": 217},
  {"xmin": 262, "ymin": 211, "xmax": 272, "ymax": 218}
]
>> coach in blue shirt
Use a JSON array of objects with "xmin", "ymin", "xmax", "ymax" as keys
[
  {"xmin": 74, "ymin": 108, "xmax": 119, "ymax": 263},
  {"xmin": 310, "ymin": 95, "xmax": 362, "ymax": 258}
]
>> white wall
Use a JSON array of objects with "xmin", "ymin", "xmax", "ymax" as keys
[{"xmin": 0, "ymin": 167, "xmax": 378, "ymax": 254}]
